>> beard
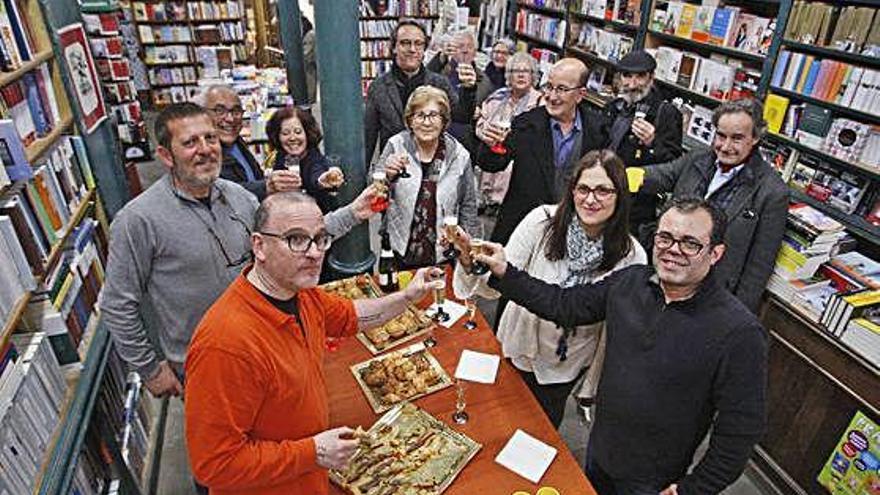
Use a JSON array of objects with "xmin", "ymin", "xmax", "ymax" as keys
[
  {"xmin": 619, "ymin": 84, "xmax": 652, "ymax": 105},
  {"xmin": 171, "ymin": 156, "xmax": 219, "ymax": 194}
]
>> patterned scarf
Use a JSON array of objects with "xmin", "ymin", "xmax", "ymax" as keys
[{"xmin": 556, "ymin": 220, "xmax": 604, "ymax": 361}]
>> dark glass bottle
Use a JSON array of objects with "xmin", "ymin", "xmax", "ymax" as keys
[{"xmin": 378, "ymin": 233, "xmax": 398, "ymax": 293}]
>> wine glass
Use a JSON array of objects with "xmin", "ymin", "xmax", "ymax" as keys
[
  {"xmin": 442, "ymin": 214, "xmax": 461, "ymax": 261},
  {"xmin": 391, "ymin": 151, "xmax": 411, "ymax": 180},
  {"xmin": 369, "ymin": 171, "xmax": 390, "ymax": 212},
  {"xmin": 452, "ymin": 379, "xmax": 469, "ymax": 424},
  {"xmin": 432, "ymin": 278, "xmax": 449, "ymax": 323},
  {"xmin": 324, "ymin": 154, "xmax": 346, "ymax": 196},
  {"xmin": 284, "ymin": 154, "xmax": 302, "ymax": 192},
  {"xmin": 488, "ymin": 102, "xmax": 514, "ymax": 155},
  {"xmin": 468, "ymin": 238, "xmax": 491, "ymax": 275},
  {"xmin": 463, "ymin": 297, "xmax": 477, "ymax": 330}
]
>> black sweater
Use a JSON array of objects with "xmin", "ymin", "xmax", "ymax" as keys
[{"xmin": 490, "ymin": 265, "xmax": 767, "ymax": 494}]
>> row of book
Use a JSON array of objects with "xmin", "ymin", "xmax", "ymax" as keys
[
  {"xmin": 89, "ymin": 35, "xmax": 126, "ymax": 59},
  {"xmin": 519, "ymin": 0, "xmax": 566, "ymax": 12},
  {"xmin": 132, "ymin": 1, "xmax": 188, "ymax": 23},
  {"xmin": 771, "ymin": 51, "xmax": 880, "ymax": 117},
  {"xmin": 360, "ymin": 0, "xmax": 439, "ymax": 17},
  {"xmin": 82, "ymin": 12, "xmax": 121, "ymax": 37},
  {"xmin": 787, "ymin": 153, "xmax": 876, "ymax": 217},
  {"xmin": 197, "ymin": 45, "xmax": 245, "ymax": 79},
  {"xmin": 784, "ymin": 2, "xmax": 880, "ymax": 55},
  {"xmin": 95, "ymin": 58, "xmax": 131, "ymax": 83},
  {"xmin": 515, "ymin": 12, "xmax": 566, "ymax": 48},
  {"xmin": 650, "ymin": 47, "xmax": 761, "ymax": 103},
  {"xmin": 572, "ymin": 21, "xmax": 633, "ymax": 63},
  {"xmin": 570, "ymin": 0, "xmax": 642, "ymax": 27},
  {"xmin": 0, "ymin": 0, "xmax": 38, "ymax": 71},
  {"xmin": 193, "ymin": 22, "xmax": 245, "ymax": 44},
  {"xmin": 0, "ymin": 63, "xmax": 62, "ymax": 147},
  {"xmin": 148, "ymin": 66, "xmax": 198, "ymax": 86},
  {"xmin": 152, "ymin": 85, "xmax": 199, "ymax": 106},
  {"xmin": 186, "ymin": 0, "xmax": 243, "ymax": 20},
  {"xmin": 651, "ymin": 1, "xmax": 774, "ymax": 56},
  {"xmin": 359, "ymin": 19, "xmax": 398, "ymax": 38},
  {"xmin": 144, "ymin": 45, "xmax": 192, "ymax": 65},
  {"xmin": 138, "ymin": 24, "xmax": 193, "ymax": 44},
  {"xmin": 111, "ymin": 102, "xmax": 148, "ymax": 145},
  {"xmin": 361, "ymin": 40, "xmax": 391, "ymax": 59},
  {"xmin": 361, "ymin": 59, "xmax": 392, "ymax": 79},
  {"xmin": 103, "ymin": 79, "xmax": 138, "ymax": 106}
]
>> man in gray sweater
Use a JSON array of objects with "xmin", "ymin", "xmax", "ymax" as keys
[{"xmin": 99, "ymin": 103, "xmax": 375, "ymax": 397}]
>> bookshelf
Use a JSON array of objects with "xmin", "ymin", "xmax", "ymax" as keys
[
  {"xmin": 130, "ymin": 0, "xmax": 250, "ymax": 106},
  {"xmin": 357, "ymin": 0, "xmax": 439, "ymax": 96},
  {"xmin": 513, "ymin": 0, "xmax": 569, "ymax": 55}
]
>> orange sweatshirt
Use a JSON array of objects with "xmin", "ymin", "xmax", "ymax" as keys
[{"xmin": 185, "ymin": 269, "xmax": 358, "ymax": 494}]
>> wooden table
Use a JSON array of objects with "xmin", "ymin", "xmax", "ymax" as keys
[{"xmin": 325, "ymin": 272, "xmax": 595, "ymax": 495}]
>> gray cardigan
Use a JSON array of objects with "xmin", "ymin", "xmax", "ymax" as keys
[
  {"xmin": 373, "ymin": 131, "xmax": 481, "ymax": 262},
  {"xmin": 642, "ymin": 148, "xmax": 789, "ymax": 311}
]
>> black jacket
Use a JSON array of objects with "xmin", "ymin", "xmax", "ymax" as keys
[
  {"xmin": 642, "ymin": 148, "xmax": 789, "ymax": 312},
  {"xmin": 490, "ymin": 265, "xmax": 767, "ymax": 494},
  {"xmin": 474, "ymin": 103, "xmax": 609, "ymax": 244},
  {"xmin": 271, "ymin": 147, "xmax": 333, "ymax": 213},
  {"xmin": 220, "ymin": 138, "xmax": 266, "ymax": 200}
]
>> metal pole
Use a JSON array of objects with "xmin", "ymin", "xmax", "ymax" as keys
[
  {"xmin": 314, "ymin": 0, "xmax": 375, "ymax": 277},
  {"xmin": 277, "ymin": 0, "xmax": 308, "ymax": 104}
]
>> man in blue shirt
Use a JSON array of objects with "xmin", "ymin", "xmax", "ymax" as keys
[
  {"xmin": 475, "ymin": 58, "xmax": 609, "ymax": 244},
  {"xmin": 202, "ymin": 85, "xmax": 298, "ymax": 200}
]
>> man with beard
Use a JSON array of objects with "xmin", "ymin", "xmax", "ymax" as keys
[
  {"xmin": 99, "ymin": 103, "xmax": 377, "ymax": 399},
  {"xmin": 184, "ymin": 192, "xmax": 444, "ymax": 494},
  {"xmin": 203, "ymin": 85, "xmax": 299, "ymax": 200},
  {"xmin": 364, "ymin": 20, "xmax": 467, "ymax": 163},
  {"xmin": 604, "ymin": 50, "xmax": 683, "ymax": 245},
  {"xmin": 474, "ymin": 197, "xmax": 767, "ymax": 495}
]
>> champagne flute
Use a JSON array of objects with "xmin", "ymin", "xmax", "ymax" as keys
[
  {"xmin": 463, "ymin": 297, "xmax": 477, "ymax": 330},
  {"xmin": 284, "ymin": 154, "xmax": 302, "ymax": 191},
  {"xmin": 488, "ymin": 102, "xmax": 513, "ymax": 155},
  {"xmin": 468, "ymin": 238, "xmax": 491, "ymax": 275},
  {"xmin": 392, "ymin": 151, "xmax": 411, "ymax": 180},
  {"xmin": 452, "ymin": 379, "xmax": 469, "ymax": 424},
  {"xmin": 369, "ymin": 171, "xmax": 390, "ymax": 212},
  {"xmin": 442, "ymin": 215, "xmax": 461, "ymax": 261},
  {"xmin": 324, "ymin": 154, "xmax": 346, "ymax": 196},
  {"xmin": 432, "ymin": 278, "xmax": 449, "ymax": 323}
]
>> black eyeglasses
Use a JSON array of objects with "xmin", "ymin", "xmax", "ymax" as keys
[
  {"xmin": 654, "ymin": 232, "xmax": 706, "ymax": 257},
  {"xmin": 573, "ymin": 184, "xmax": 617, "ymax": 201},
  {"xmin": 259, "ymin": 231, "xmax": 333, "ymax": 253}
]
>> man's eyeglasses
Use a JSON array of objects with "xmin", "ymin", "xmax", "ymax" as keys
[
  {"xmin": 209, "ymin": 105, "xmax": 245, "ymax": 118},
  {"xmin": 541, "ymin": 84, "xmax": 581, "ymax": 95},
  {"xmin": 398, "ymin": 39, "xmax": 426, "ymax": 49},
  {"xmin": 574, "ymin": 184, "xmax": 617, "ymax": 201},
  {"xmin": 259, "ymin": 231, "xmax": 333, "ymax": 253},
  {"xmin": 412, "ymin": 111, "xmax": 443, "ymax": 124},
  {"xmin": 654, "ymin": 232, "xmax": 706, "ymax": 257}
]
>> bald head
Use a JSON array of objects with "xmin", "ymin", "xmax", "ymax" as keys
[
  {"xmin": 202, "ymin": 84, "xmax": 244, "ymax": 145},
  {"xmin": 254, "ymin": 191, "xmax": 319, "ymax": 233},
  {"xmin": 552, "ymin": 58, "xmax": 589, "ymax": 88}
]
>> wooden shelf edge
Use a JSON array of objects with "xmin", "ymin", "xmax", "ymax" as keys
[
  {"xmin": 782, "ymin": 40, "xmax": 880, "ymax": 70},
  {"xmin": 516, "ymin": 2, "xmax": 566, "ymax": 18},
  {"xmin": 769, "ymin": 86, "xmax": 880, "ymax": 126},
  {"xmin": 789, "ymin": 189, "xmax": 880, "ymax": 244},
  {"xmin": 765, "ymin": 132, "xmax": 880, "ymax": 181},
  {"xmin": 0, "ymin": 49, "xmax": 54, "ymax": 89},
  {"xmin": 30, "ymin": 370, "xmax": 82, "ymax": 494},
  {"xmin": 647, "ymin": 29, "xmax": 767, "ymax": 63},
  {"xmin": 654, "ymin": 78, "xmax": 723, "ymax": 107},
  {"xmin": 25, "ymin": 117, "xmax": 75, "ymax": 164}
]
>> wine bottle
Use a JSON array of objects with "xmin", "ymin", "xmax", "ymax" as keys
[{"xmin": 378, "ymin": 233, "xmax": 398, "ymax": 293}]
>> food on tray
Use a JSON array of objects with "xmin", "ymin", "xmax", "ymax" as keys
[
  {"xmin": 331, "ymin": 403, "xmax": 481, "ymax": 495},
  {"xmin": 351, "ymin": 345, "xmax": 452, "ymax": 413}
]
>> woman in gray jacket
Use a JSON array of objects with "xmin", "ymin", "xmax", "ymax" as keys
[{"xmin": 374, "ymin": 85, "xmax": 481, "ymax": 268}]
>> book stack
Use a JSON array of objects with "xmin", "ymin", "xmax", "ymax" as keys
[
  {"xmin": 650, "ymin": 46, "xmax": 758, "ymax": 102},
  {"xmin": 0, "ymin": 332, "xmax": 67, "ymax": 493},
  {"xmin": 775, "ymin": 203, "xmax": 847, "ymax": 281},
  {"xmin": 571, "ymin": 0, "xmax": 642, "ymax": 26},
  {"xmin": 785, "ymin": 2, "xmax": 879, "ymax": 54},
  {"xmin": 0, "ymin": 63, "xmax": 63, "ymax": 146},
  {"xmin": 650, "ymin": 1, "xmax": 774, "ymax": 55},
  {"xmin": 839, "ymin": 317, "xmax": 880, "ymax": 367},
  {"xmin": 515, "ymin": 11, "xmax": 566, "ymax": 48},
  {"xmin": 788, "ymin": 154, "xmax": 871, "ymax": 215}
]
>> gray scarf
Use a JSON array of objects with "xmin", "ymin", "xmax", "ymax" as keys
[{"xmin": 557, "ymin": 220, "xmax": 604, "ymax": 361}]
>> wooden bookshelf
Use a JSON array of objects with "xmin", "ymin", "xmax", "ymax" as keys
[
  {"xmin": 568, "ymin": 11, "xmax": 639, "ymax": 33},
  {"xmin": 765, "ymin": 132, "xmax": 880, "ymax": 182},
  {"xmin": 25, "ymin": 116, "xmax": 75, "ymax": 163},
  {"xmin": 770, "ymin": 86, "xmax": 880, "ymax": 127},
  {"xmin": 647, "ymin": 29, "xmax": 766, "ymax": 63},
  {"xmin": 514, "ymin": 31, "xmax": 563, "ymax": 51},
  {"xmin": 517, "ymin": 2, "xmax": 566, "ymax": 18},
  {"xmin": 781, "ymin": 40, "xmax": 880, "ymax": 71},
  {"xmin": 566, "ymin": 45, "xmax": 619, "ymax": 68},
  {"xmin": 790, "ymin": 189, "xmax": 880, "ymax": 245},
  {"xmin": 0, "ymin": 49, "xmax": 54, "ymax": 88}
]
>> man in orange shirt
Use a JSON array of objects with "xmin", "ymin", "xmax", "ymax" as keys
[{"xmin": 184, "ymin": 191, "xmax": 443, "ymax": 494}]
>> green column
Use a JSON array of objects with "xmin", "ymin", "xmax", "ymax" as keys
[
  {"xmin": 314, "ymin": 0, "xmax": 375, "ymax": 276},
  {"xmin": 277, "ymin": 0, "xmax": 308, "ymax": 104}
]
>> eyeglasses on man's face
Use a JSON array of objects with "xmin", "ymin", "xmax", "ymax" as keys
[
  {"xmin": 259, "ymin": 231, "xmax": 333, "ymax": 253},
  {"xmin": 209, "ymin": 105, "xmax": 245, "ymax": 119},
  {"xmin": 541, "ymin": 84, "xmax": 581, "ymax": 95},
  {"xmin": 653, "ymin": 231, "xmax": 706, "ymax": 257},
  {"xmin": 397, "ymin": 39, "xmax": 426, "ymax": 50},
  {"xmin": 573, "ymin": 184, "xmax": 617, "ymax": 201}
]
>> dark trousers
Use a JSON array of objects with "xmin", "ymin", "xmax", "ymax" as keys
[
  {"xmin": 518, "ymin": 368, "xmax": 580, "ymax": 428},
  {"xmin": 585, "ymin": 441, "xmax": 665, "ymax": 495}
]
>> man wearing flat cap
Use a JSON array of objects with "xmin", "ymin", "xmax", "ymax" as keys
[{"xmin": 605, "ymin": 50, "xmax": 683, "ymax": 247}]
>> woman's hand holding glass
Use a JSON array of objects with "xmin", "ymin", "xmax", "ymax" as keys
[
  {"xmin": 384, "ymin": 152, "xmax": 410, "ymax": 181},
  {"xmin": 440, "ymin": 224, "xmax": 473, "ymax": 269},
  {"xmin": 267, "ymin": 169, "xmax": 302, "ymax": 193},
  {"xmin": 470, "ymin": 240, "xmax": 507, "ymax": 278}
]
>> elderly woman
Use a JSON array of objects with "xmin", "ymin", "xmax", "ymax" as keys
[
  {"xmin": 264, "ymin": 106, "xmax": 343, "ymax": 212},
  {"xmin": 485, "ymin": 38, "xmax": 514, "ymax": 91},
  {"xmin": 375, "ymin": 85, "xmax": 481, "ymax": 269},
  {"xmin": 475, "ymin": 52, "xmax": 543, "ymax": 213},
  {"xmin": 450, "ymin": 150, "xmax": 646, "ymax": 427}
]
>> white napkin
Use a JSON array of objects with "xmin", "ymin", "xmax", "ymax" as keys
[
  {"xmin": 425, "ymin": 300, "xmax": 468, "ymax": 328},
  {"xmin": 454, "ymin": 349, "xmax": 500, "ymax": 384},
  {"xmin": 495, "ymin": 429, "xmax": 558, "ymax": 483}
]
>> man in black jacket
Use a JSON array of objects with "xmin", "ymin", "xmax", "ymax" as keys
[
  {"xmin": 476, "ymin": 197, "xmax": 767, "ymax": 495},
  {"xmin": 604, "ymin": 50, "xmax": 683, "ymax": 244},
  {"xmin": 202, "ymin": 85, "xmax": 296, "ymax": 200},
  {"xmin": 635, "ymin": 98, "xmax": 788, "ymax": 312},
  {"xmin": 475, "ymin": 57, "xmax": 608, "ymax": 244}
]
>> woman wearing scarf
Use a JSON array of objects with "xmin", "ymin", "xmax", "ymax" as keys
[
  {"xmin": 474, "ymin": 52, "xmax": 543, "ymax": 214},
  {"xmin": 450, "ymin": 150, "xmax": 646, "ymax": 427},
  {"xmin": 376, "ymin": 85, "xmax": 481, "ymax": 269}
]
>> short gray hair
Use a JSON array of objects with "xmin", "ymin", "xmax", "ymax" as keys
[
  {"xmin": 492, "ymin": 38, "xmax": 515, "ymax": 53},
  {"xmin": 712, "ymin": 99, "xmax": 766, "ymax": 139},
  {"xmin": 505, "ymin": 52, "xmax": 539, "ymax": 86},
  {"xmin": 200, "ymin": 84, "xmax": 239, "ymax": 107}
]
